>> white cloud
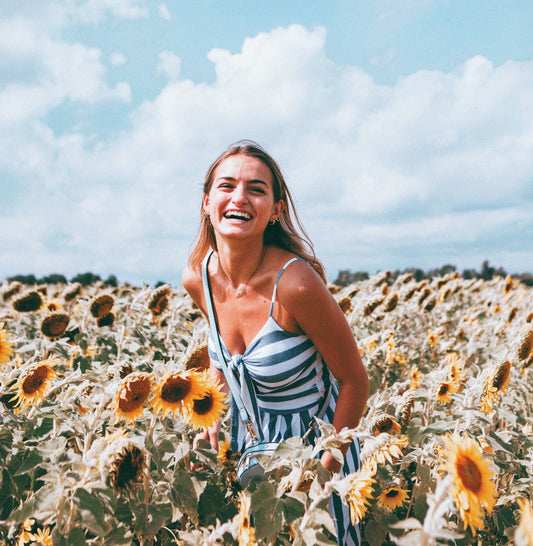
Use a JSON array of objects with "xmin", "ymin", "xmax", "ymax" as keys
[
  {"xmin": 158, "ymin": 3, "xmax": 172, "ymax": 21},
  {"xmin": 110, "ymin": 51, "xmax": 127, "ymax": 66},
  {"xmin": 156, "ymin": 51, "xmax": 181, "ymax": 80},
  {"xmin": 1, "ymin": 24, "xmax": 532, "ymax": 283}
]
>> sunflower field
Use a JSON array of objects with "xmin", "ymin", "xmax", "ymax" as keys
[{"xmin": 0, "ymin": 271, "xmax": 532, "ymax": 546}]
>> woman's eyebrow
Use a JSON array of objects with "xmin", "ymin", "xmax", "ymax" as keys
[{"xmin": 216, "ymin": 176, "xmax": 268, "ymax": 186}]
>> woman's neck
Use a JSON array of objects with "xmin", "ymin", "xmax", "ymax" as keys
[{"xmin": 214, "ymin": 237, "xmax": 267, "ymax": 291}]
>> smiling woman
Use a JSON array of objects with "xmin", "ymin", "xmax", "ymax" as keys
[{"xmin": 181, "ymin": 140, "xmax": 370, "ymax": 545}]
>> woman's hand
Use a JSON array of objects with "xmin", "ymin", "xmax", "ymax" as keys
[
  {"xmin": 193, "ymin": 422, "xmax": 221, "ymax": 452},
  {"xmin": 320, "ymin": 450, "xmax": 343, "ymax": 475}
]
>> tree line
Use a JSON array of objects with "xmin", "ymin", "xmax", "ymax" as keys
[
  {"xmin": 4, "ymin": 272, "xmax": 119, "ymax": 287},
  {"xmin": 333, "ymin": 260, "xmax": 533, "ymax": 287},
  {"xmin": 3, "ymin": 260, "xmax": 532, "ymax": 288}
]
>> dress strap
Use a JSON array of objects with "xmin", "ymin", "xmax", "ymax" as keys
[{"xmin": 269, "ymin": 257, "xmax": 305, "ymax": 317}]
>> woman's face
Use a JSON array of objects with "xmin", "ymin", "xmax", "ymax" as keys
[{"xmin": 203, "ymin": 154, "xmax": 283, "ymax": 242}]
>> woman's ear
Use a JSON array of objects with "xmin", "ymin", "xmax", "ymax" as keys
[
  {"xmin": 271, "ymin": 200, "xmax": 285, "ymax": 221},
  {"xmin": 202, "ymin": 193, "xmax": 210, "ymax": 214}
]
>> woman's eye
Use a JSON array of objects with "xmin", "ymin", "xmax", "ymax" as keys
[{"xmin": 250, "ymin": 187, "xmax": 266, "ymax": 194}]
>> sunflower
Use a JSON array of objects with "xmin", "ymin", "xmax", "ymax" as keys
[
  {"xmin": 504, "ymin": 275, "xmax": 513, "ymax": 294},
  {"xmin": 17, "ymin": 517, "xmax": 35, "ymax": 545},
  {"xmin": 480, "ymin": 360, "xmax": 512, "ymax": 413},
  {"xmin": 13, "ymin": 291, "xmax": 43, "ymax": 312},
  {"xmin": 187, "ymin": 379, "xmax": 227, "ymax": 429},
  {"xmin": 45, "ymin": 299, "xmax": 62, "ymax": 312},
  {"xmin": 438, "ymin": 287, "xmax": 452, "ymax": 305},
  {"xmin": 441, "ymin": 433, "xmax": 497, "ymax": 535},
  {"xmin": 63, "ymin": 283, "xmax": 82, "ymax": 302},
  {"xmin": 217, "ymin": 438, "xmax": 233, "ymax": 465},
  {"xmin": 97, "ymin": 312, "xmax": 115, "ymax": 327},
  {"xmin": 427, "ymin": 330, "xmax": 438, "ymax": 347},
  {"xmin": 418, "ymin": 288, "xmax": 431, "ymax": 305},
  {"xmin": 30, "ymin": 527, "xmax": 53, "ymax": 546},
  {"xmin": 396, "ymin": 392, "xmax": 415, "ymax": 430},
  {"xmin": 372, "ymin": 415, "xmax": 402, "ymax": 436},
  {"xmin": 2, "ymin": 281, "xmax": 22, "ymax": 301},
  {"xmin": 383, "ymin": 293, "xmax": 399, "ymax": 312},
  {"xmin": 365, "ymin": 337, "xmax": 378, "ymax": 354},
  {"xmin": 235, "ymin": 492, "xmax": 257, "ymax": 545},
  {"xmin": 40, "ymin": 312, "xmax": 70, "ymax": 338},
  {"xmin": 447, "ymin": 353, "xmax": 465, "ymax": 390},
  {"xmin": 364, "ymin": 297, "xmax": 384, "ymax": 316},
  {"xmin": 148, "ymin": 285, "xmax": 171, "ymax": 317},
  {"xmin": 508, "ymin": 307, "xmax": 519, "ymax": 323},
  {"xmin": 517, "ymin": 328, "xmax": 533, "ymax": 361},
  {"xmin": 112, "ymin": 372, "xmax": 152, "ymax": 424},
  {"xmin": 522, "ymin": 356, "xmax": 533, "ymax": 375},
  {"xmin": 151, "ymin": 370, "xmax": 206, "ymax": 418},
  {"xmin": 99, "ymin": 437, "xmax": 146, "ymax": 493},
  {"xmin": 409, "ymin": 366, "xmax": 421, "ymax": 389},
  {"xmin": 377, "ymin": 485, "xmax": 409, "ymax": 511},
  {"xmin": 0, "ymin": 322, "xmax": 14, "ymax": 365},
  {"xmin": 184, "ymin": 345, "xmax": 211, "ymax": 371},
  {"xmin": 435, "ymin": 380, "xmax": 457, "ymax": 404},
  {"xmin": 338, "ymin": 297, "xmax": 353, "ymax": 314},
  {"xmin": 361, "ymin": 434, "xmax": 409, "ymax": 475},
  {"xmin": 89, "ymin": 294, "xmax": 114, "ymax": 318},
  {"xmin": 346, "ymin": 467, "xmax": 375, "ymax": 524},
  {"xmin": 12, "ymin": 358, "xmax": 59, "ymax": 409},
  {"xmin": 515, "ymin": 498, "xmax": 533, "ymax": 546}
]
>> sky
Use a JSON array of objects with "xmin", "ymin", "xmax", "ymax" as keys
[{"xmin": 1, "ymin": 0, "xmax": 532, "ymax": 286}]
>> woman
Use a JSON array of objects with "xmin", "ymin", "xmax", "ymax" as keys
[{"xmin": 182, "ymin": 140, "xmax": 369, "ymax": 545}]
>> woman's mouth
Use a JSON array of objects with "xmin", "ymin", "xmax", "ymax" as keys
[{"xmin": 223, "ymin": 211, "xmax": 252, "ymax": 221}]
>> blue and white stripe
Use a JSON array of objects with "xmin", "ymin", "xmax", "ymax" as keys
[{"xmin": 205, "ymin": 256, "xmax": 361, "ymax": 545}]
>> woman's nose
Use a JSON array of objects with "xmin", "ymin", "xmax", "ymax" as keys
[{"xmin": 231, "ymin": 183, "xmax": 248, "ymax": 204}]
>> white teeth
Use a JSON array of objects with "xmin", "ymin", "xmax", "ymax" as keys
[{"xmin": 224, "ymin": 211, "xmax": 251, "ymax": 221}]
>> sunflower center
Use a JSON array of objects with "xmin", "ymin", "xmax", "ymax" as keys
[
  {"xmin": 115, "ymin": 449, "xmax": 141, "ymax": 488},
  {"xmin": 22, "ymin": 367, "xmax": 48, "ymax": 395},
  {"xmin": 118, "ymin": 378, "xmax": 151, "ymax": 412},
  {"xmin": 456, "ymin": 454, "xmax": 482, "ymax": 493},
  {"xmin": 438, "ymin": 384, "xmax": 450, "ymax": 395},
  {"xmin": 161, "ymin": 376, "xmax": 190, "ymax": 403},
  {"xmin": 193, "ymin": 393, "xmax": 214, "ymax": 415}
]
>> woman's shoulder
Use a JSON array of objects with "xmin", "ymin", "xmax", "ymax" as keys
[
  {"xmin": 271, "ymin": 248, "xmax": 326, "ymax": 299},
  {"xmin": 181, "ymin": 262, "xmax": 203, "ymax": 304}
]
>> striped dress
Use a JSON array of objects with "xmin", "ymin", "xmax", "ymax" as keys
[{"xmin": 204, "ymin": 252, "xmax": 361, "ymax": 545}]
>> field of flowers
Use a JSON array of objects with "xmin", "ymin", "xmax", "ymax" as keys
[{"xmin": 0, "ymin": 271, "xmax": 532, "ymax": 545}]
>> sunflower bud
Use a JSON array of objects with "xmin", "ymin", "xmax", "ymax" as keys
[
  {"xmin": 13, "ymin": 291, "xmax": 43, "ymax": 312},
  {"xmin": 90, "ymin": 294, "xmax": 114, "ymax": 318},
  {"xmin": 41, "ymin": 312, "xmax": 70, "ymax": 338}
]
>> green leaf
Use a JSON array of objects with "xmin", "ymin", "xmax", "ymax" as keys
[
  {"xmin": 251, "ymin": 482, "xmax": 306, "ymax": 542},
  {"xmin": 75, "ymin": 488, "xmax": 109, "ymax": 536},
  {"xmin": 68, "ymin": 527, "xmax": 87, "ymax": 546},
  {"xmin": 364, "ymin": 518, "xmax": 387, "ymax": 546},
  {"xmin": 103, "ymin": 525, "xmax": 135, "ymax": 545},
  {"xmin": 172, "ymin": 467, "xmax": 199, "ymax": 524},
  {"xmin": 14, "ymin": 449, "xmax": 42, "ymax": 476},
  {"xmin": 131, "ymin": 501, "xmax": 172, "ymax": 537},
  {"xmin": 284, "ymin": 496, "xmax": 305, "ymax": 523},
  {"xmin": 198, "ymin": 484, "xmax": 225, "ymax": 525}
]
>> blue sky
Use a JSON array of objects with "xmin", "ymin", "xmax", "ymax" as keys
[{"xmin": 1, "ymin": 0, "xmax": 532, "ymax": 285}]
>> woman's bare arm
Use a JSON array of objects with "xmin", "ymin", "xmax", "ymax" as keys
[{"xmin": 277, "ymin": 261, "xmax": 370, "ymax": 473}]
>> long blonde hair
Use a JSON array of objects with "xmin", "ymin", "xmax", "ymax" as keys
[{"xmin": 188, "ymin": 140, "xmax": 326, "ymax": 282}]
